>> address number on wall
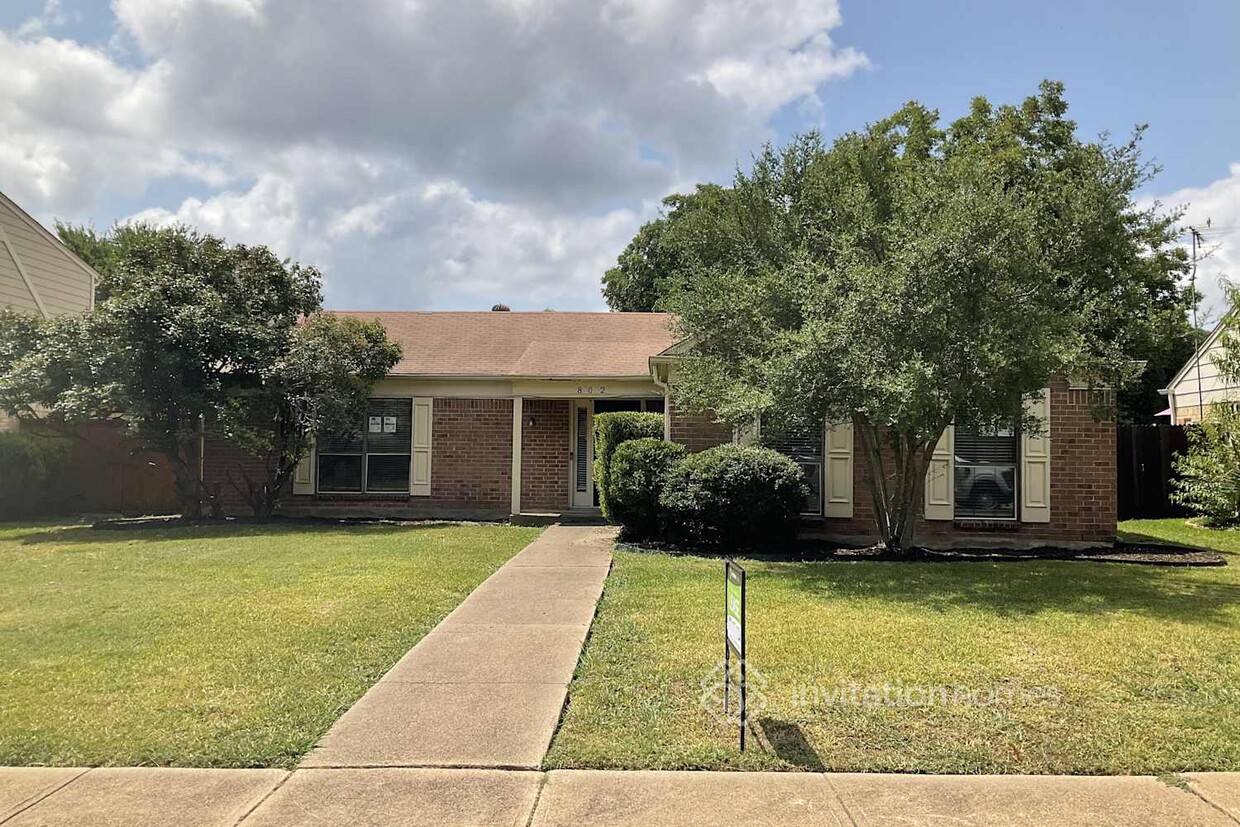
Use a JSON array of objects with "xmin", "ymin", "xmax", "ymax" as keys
[{"xmin": 576, "ymin": 386, "xmax": 607, "ymax": 395}]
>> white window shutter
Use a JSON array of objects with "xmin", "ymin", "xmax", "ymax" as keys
[
  {"xmin": 293, "ymin": 444, "xmax": 315, "ymax": 495},
  {"xmin": 1021, "ymin": 388, "xmax": 1051, "ymax": 523},
  {"xmin": 823, "ymin": 422, "xmax": 854, "ymax": 518},
  {"xmin": 924, "ymin": 425, "xmax": 954, "ymax": 520},
  {"xmin": 411, "ymin": 397, "xmax": 433, "ymax": 497}
]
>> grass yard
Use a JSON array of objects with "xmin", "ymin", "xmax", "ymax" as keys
[
  {"xmin": 546, "ymin": 518, "xmax": 1240, "ymax": 774},
  {"xmin": 0, "ymin": 520, "xmax": 540, "ymax": 768}
]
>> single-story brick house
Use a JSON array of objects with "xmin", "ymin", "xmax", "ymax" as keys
[{"xmin": 204, "ymin": 310, "xmax": 1116, "ymax": 548}]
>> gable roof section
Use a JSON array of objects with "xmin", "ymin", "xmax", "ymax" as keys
[
  {"xmin": 334, "ymin": 311, "xmax": 676, "ymax": 378},
  {"xmin": 0, "ymin": 190, "xmax": 98, "ymax": 317},
  {"xmin": 1162, "ymin": 313, "xmax": 1231, "ymax": 395}
]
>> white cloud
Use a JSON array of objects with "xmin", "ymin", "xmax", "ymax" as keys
[
  {"xmin": 1150, "ymin": 163, "xmax": 1240, "ymax": 321},
  {"xmin": 129, "ymin": 149, "xmax": 652, "ymax": 310},
  {"xmin": 1, "ymin": 0, "xmax": 866, "ymax": 308}
]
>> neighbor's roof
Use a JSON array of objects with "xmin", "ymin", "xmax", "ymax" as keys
[{"xmin": 332, "ymin": 311, "xmax": 676, "ymax": 378}]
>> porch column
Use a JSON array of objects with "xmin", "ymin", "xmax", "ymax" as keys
[{"xmin": 511, "ymin": 396, "xmax": 523, "ymax": 515}]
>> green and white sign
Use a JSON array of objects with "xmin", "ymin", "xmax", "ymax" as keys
[
  {"xmin": 723, "ymin": 560, "xmax": 747, "ymax": 751},
  {"xmin": 726, "ymin": 564, "xmax": 743, "ymax": 655}
]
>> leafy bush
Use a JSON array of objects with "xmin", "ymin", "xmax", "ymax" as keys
[
  {"xmin": 607, "ymin": 438, "xmax": 687, "ymax": 540},
  {"xmin": 0, "ymin": 431, "xmax": 71, "ymax": 519},
  {"xmin": 593, "ymin": 411, "xmax": 665, "ymax": 518},
  {"xmin": 660, "ymin": 443, "xmax": 806, "ymax": 548},
  {"xmin": 1172, "ymin": 406, "xmax": 1240, "ymax": 526}
]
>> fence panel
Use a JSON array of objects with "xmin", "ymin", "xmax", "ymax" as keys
[{"xmin": 1116, "ymin": 424, "xmax": 1189, "ymax": 521}]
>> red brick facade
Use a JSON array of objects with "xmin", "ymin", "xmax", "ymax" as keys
[
  {"xmin": 427, "ymin": 398, "xmax": 513, "ymax": 514},
  {"xmin": 667, "ymin": 379, "xmax": 1116, "ymax": 548},
  {"xmin": 667, "ymin": 397, "xmax": 732, "ymax": 452},
  {"xmin": 521, "ymin": 399, "xmax": 570, "ymax": 512}
]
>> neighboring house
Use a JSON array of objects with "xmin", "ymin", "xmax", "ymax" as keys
[
  {"xmin": 0, "ymin": 189, "xmax": 97, "ymax": 433},
  {"xmin": 0, "ymin": 190, "xmax": 95, "ymax": 319},
  {"xmin": 0, "ymin": 190, "xmax": 178, "ymax": 515},
  {"xmin": 203, "ymin": 309, "xmax": 1116, "ymax": 547},
  {"xmin": 1161, "ymin": 319, "xmax": 1235, "ymax": 424}
]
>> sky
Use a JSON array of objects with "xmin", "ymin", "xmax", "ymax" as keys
[{"xmin": 1, "ymin": 0, "xmax": 1238, "ymax": 316}]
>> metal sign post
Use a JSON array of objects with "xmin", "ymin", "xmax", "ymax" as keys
[{"xmin": 724, "ymin": 560, "xmax": 746, "ymax": 751}]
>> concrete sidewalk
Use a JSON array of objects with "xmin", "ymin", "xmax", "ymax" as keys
[
  {"xmin": 299, "ymin": 523, "xmax": 613, "ymax": 770},
  {"xmin": 4, "ymin": 767, "xmax": 1238, "ymax": 826}
]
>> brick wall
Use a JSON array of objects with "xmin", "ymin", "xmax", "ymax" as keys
[
  {"xmin": 427, "ymin": 397, "xmax": 513, "ymax": 512},
  {"xmin": 210, "ymin": 397, "xmax": 515, "ymax": 520},
  {"xmin": 202, "ymin": 436, "xmax": 272, "ymax": 516},
  {"xmin": 521, "ymin": 399, "xmax": 569, "ymax": 512},
  {"xmin": 805, "ymin": 380, "xmax": 1116, "ymax": 548},
  {"xmin": 668, "ymin": 397, "xmax": 732, "ymax": 452}
]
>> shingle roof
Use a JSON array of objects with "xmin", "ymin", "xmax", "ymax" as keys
[{"xmin": 330, "ymin": 311, "xmax": 676, "ymax": 378}]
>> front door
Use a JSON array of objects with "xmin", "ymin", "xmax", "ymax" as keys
[{"xmin": 570, "ymin": 400, "xmax": 594, "ymax": 508}]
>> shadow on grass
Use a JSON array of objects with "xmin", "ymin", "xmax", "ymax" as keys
[
  {"xmin": 4, "ymin": 519, "xmax": 478, "ymax": 547},
  {"xmin": 763, "ymin": 558, "xmax": 1240, "ymax": 625},
  {"xmin": 1118, "ymin": 528, "xmax": 1240, "ymax": 557},
  {"xmin": 756, "ymin": 718, "xmax": 825, "ymax": 771}
]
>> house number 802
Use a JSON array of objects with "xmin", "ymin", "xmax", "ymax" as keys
[{"xmin": 576, "ymin": 386, "xmax": 606, "ymax": 395}]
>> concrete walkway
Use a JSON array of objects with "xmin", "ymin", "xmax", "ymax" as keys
[
  {"xmin": 300, "ymin": 523, "xmax": 612, "ymax": 770},
  {"xmin": 4, "ymin": 767, "xmax": 1239, "ymax": 826},
  {"xmin": 4, "ymin": 524, "xmax": 1240, "ymax": 826}
]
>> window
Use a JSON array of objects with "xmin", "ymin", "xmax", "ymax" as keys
[
  {"xmin": 317, "ymin": 398, "xmax": 413, "ymax": 494},
  {"xmin": 761, "ymin": 421, "xmax": 823, "ymax": 515},
  {"xmin": 953, "ymin": 426, "xmax": 1018, "ymax": 519}
]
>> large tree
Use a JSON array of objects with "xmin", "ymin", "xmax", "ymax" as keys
[
  {"xmin": 219, "ymin": 313, "xmax": 401, "ymax": 517},
  {"xmin": 663, "ymin": 82, "xmax": 1188, "ymax": 553},
  {"xmin": 1, "ymin": 224, "xmax": 322, "ymax": 518}
]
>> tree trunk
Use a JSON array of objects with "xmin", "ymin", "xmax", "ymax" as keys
[{"xmin": 853, "ymin": 416, "xmax": 948, "ymax": 558}]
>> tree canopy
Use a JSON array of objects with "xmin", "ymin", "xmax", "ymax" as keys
[{"xmin": 649, "ymin": 81, "xmax": 1188, "ymax": 552}]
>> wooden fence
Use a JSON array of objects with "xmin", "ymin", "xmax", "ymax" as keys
[{"xmin": 1116, "ymin": 424, "xmax": 1189, "ymax": 521}]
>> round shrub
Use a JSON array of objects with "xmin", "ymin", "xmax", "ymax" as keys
[
  {"xmin": 607, "ymin": 438, "xmax": 686, "ymax": 541},
  {"xmin": 0, "ymin": 431, "xmax": 71, "ymax": 519},
  {"xmin": 660, "ymin": 444, "xmax": 806, "ymax": 549},
  {"xmin": 593, "ymin": 411, "xmax": 665, "ymax": 518}
]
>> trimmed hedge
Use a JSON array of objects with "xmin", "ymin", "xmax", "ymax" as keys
[
  {"xmin": 0, "ymin": 431, "xmax": 71, "ymax": 520},
  {"xmin": 607, "ymin": 438, "xmax": 687, "ymax": 540},
  {"xmin": 660, "ymin": 443, "xmax": 806, "ymax": 548},
  {"xmin": 593, "ymin": 411, "xmax": 665, "ymax": 518}
]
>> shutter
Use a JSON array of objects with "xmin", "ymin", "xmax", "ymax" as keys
[
  {"xmin": 924, "ymin": 425, "xmax": 954, "ymax": 520},
  {"xmin": 823, "ymin": 422, "xmax": 854, "ymax": 518},
  {"xmin": 293, "ymin": 443, "xmax": 315, "ymax": 495},
  {"xmin": 1021, "ymin": 388, "xmax": 1051, "ymax": 522},
  {"xmin": 410, "ymin": 397, "xmax": 433, "ymax": 497}
]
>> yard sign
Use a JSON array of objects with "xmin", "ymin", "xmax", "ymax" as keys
[{"xmin": 724, "ymin": 560, "xmax": 747, "ymax": 751}]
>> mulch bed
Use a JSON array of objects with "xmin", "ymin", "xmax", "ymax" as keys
[{"xmin": 617, "ymin": 539, "xmax": 1227, "ymax": 567}]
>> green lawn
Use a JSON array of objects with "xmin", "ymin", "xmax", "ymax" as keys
[
  {"xmin": 546, "ymin": 518, "xmax": 1240, "ymax": 774},
  {"xmin": 0, "ymin": 520, "xmax": 540, "ymax": 768}
]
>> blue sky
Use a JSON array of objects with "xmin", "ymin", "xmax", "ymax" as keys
[{"xmin": 1, "ymin": 0, "xmax": 1237, "ymax": 313}]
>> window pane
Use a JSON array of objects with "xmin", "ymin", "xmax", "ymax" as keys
[
  {"xmin": 594, "ymin": 399, "xmax": 642, "ymax": 414},
  {"xmin": 366, "ymin": 455, "xmax": 411, "ymax": 492},
  {"xmin": 644, "ymin": 398, "xmax": 665, "ymax": 413},
  {"xmin": 762, "ymin": 421, "xmax": 823, "ymax": 514},
  {"xmin": 365, "ymin": 398, "xmax": 413, "ymax": 453},
  {"xmin": 954, "ymin": 428, "xmax": 1017, "ymax": 518},
  {"xmin": 318, "ymin": 455, "xmax": 363, "ymax": 492},
  {"xmin": 319, "ymin": 430, "xmax": 363, "ymax": 454}
]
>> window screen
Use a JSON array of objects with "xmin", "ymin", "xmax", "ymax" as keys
[
  {"xmin": 953, "ymin": 427, "xmax": 1018, "ymax": 519},
  {"xmin": 317, "ymin": 398, "xmax": 413, "ymax": 494}
]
